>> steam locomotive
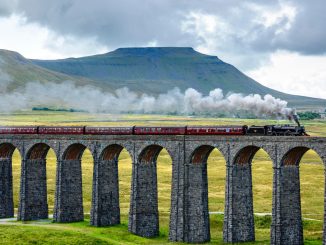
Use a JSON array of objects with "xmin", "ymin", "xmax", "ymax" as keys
[{"xmin": 0, "ymin": 125, "xmax": 308, "ymax": 136}]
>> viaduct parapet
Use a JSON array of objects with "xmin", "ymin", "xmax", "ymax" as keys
[{"xmin": 0, "ymin": 134, "xmax": 325, "ymax": 244}]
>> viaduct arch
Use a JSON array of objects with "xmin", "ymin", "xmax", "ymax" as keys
[{"xmin": 0, "ymin": 134, "xmax": 325, "ymax": 244}]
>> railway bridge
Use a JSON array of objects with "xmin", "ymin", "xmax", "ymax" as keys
[{"xmin": 0, "ymin": 134, "xmax": 325, "ymax": 244}]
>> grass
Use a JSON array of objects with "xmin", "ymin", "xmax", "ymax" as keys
[
  {"xmin": 1, "ymin": 111, "xmax": 326, "ymax": 244},
  {"xmin": 0, "ymin": 215, "xmax": 322, "ymax": 244}
]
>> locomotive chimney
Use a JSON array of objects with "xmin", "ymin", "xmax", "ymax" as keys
[{"xmin": 293, "ymin": 114, "xmax": 301, "ymax": 127}]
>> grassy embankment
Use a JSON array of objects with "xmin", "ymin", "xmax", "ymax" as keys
[{"xmin": 0, "ymin": 111, "xmax": 325, "ymax": 244}]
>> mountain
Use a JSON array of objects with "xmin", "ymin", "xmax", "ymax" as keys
[
  {"xmin": 0, "ymin": 49, "xmax": 108, "ymax": 92},
  {"xmin": 31, "ymin": 47, "xmax": 325, "ymax": 109}
]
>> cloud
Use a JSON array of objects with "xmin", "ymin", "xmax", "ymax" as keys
[
  {"xmin": 0, "ymin": 0, "xmax": 322, "ymax": 73},
  {"xmin": 247, "ymin": 51, "xmax": 326, "ymax": 99},
  {"xmin": 274, "ymin": 0, "xmax": 326, "ymax": 54},
  {"xmin": 0, "ymin": 0, "xmax": 321, "ymax": 57},
  {"xmin": 0, "ymin": 14, "xmax": 108, "ymax": 59},
  {"xmin": 0, "ymin": 0, "xmax": 16, "ymax": 15},
  {"xmin": 1, "ymin": 0, "xmax": 326, "ymax": 99}
]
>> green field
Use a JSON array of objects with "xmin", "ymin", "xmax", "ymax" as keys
[{"xmin": 0, "ymin": 111, "xmax": 325, "ymax": 244}]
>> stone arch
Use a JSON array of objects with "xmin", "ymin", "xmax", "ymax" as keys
[
  {"xmin": 0, "ymin": 143, "xmax": 18, "ymax": 159},
  {"xmin": 281, "ymin": 146, "xmax": 310, "ymax": 166},
  {"xmin": 91, "ymin": 143, "xmax": 132, "ymax": 227},
  {"xmin": 233, "ymin": 145, "xmax": 260, "ymax": 165},
  {"xmin": 62, "ymin": 143, "xmax": 88, "ymax": 160},
  {"xmin": 190, "ymin": 145, "xmax": 215, "ymax": 165},
  {"xmin": 98, "ymin": 142, "xmax": 133, "ymax": 160},
  {"xmin": 138, "ymin": 144, "xmax": 164, "ymax": 164},
  {"xmin": 26, "ymin": 143, "xmax": 52, "ymax": 160},
  {"xmin": 0, "ymin": 143, "xmax": 20, "ymax": 218},
  {"xmin": 100, "ymin": 144, "xmax": 124, "ymax": 161},
  {"xmin": 135, "ymin": 142, "xmax": 177, "ymax": 164}
]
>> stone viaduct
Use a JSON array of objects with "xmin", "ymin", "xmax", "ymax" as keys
[{"xmin": 0, "ymin": 133, "xmax": 325, "ymax": 244}]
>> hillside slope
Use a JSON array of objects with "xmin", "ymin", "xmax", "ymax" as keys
[
  {"xmin": 31, "ymin": 47, "xmax": 325, "ymax": 108},
  {"xmin": 0, "ymin": 49, "xmax": 107, "ymax": 92}
]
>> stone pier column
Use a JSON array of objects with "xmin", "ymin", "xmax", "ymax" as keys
[
  {"xmin": 271, "ymin": 164, "xmax": 281, "ymax": 245},
  {"xmin": 223, "ymin": 162, "xmax": 255, "ymax": 242},
  {"xmin": 0, "ymin": 158, "xmax": 14, "ymax": 218},
  {"xmin": 271, "ymin": 165, "xmax": 303, "ymax": 245},
  {"xmin": 184, "ymin": 162, "xmax": 210, "ymax": 243},
  {"xmin": 18, "ymin": 159, "xmax": 48, "ymax": 221},
  {"xmin": 54, "ymin": 159, "xmax": 83, "ymax": 222},
  {"xmin": 129, "ymin": 160, "xmax": 159, "ymax": 237},
  {"xmin": 91, "ymin": 159, "xmax": 120, "ymax": 226},
  {"xmin": 169, "ymin": 142, "xmax": 186, "ymax": 242}
]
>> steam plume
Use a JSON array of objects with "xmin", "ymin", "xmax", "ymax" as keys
[{"xmin": 0, "ymin": 80, "xmax": 297, "ymax": 120}]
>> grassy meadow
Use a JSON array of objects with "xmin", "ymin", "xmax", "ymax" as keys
[{"xmin": 1, "ymin": 111, "xmax": 326, "ymax": 244}]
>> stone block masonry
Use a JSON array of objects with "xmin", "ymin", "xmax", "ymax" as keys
[
  {"xmin": 0, "ymin": 159, "xmax": 14, "ymax": 218},
  {"xmin": 54, "ymin": 159, "xmax": 83, "ymax": 222},
  {"xmin": 129, "ymin": 161, "xmax": 159, "ymax": 237},
  {"xmin": 18, "ymin": 159, "xmax": 48, "ymax": 221},
  {"xmin": 279, "ymin": 165, "xmax": 303, "ymax": 244},
  {"xmin": 224, "ymin": 163, "xmax": 255, "ymax": 242},
  {"xmin": 184, "ymin": 162, "xmax": 210, "ymax": 243},
  {"xmin": 0, "ymin": 134, "xmax": 325, "ymax": 244},
  {"xmin": 91, "ymin": 159, "xmax": 120, "ymax": 226}
]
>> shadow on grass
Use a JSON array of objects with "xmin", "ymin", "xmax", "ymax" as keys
[{"xmin": 0, "ymin": 214, "xmax": 323, "ymax": 244}]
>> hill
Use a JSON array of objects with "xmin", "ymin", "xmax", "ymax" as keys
[
  {"xmin": 31, "ymin": 47, "xmax": 326, "ymax": 109},
  {"xmin": 0, "ymin": 49, "xmax": 108, "ymax": 92}
]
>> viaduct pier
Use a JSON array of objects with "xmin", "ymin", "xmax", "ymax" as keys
[{"xmin": 0, "ymin": 134, "xmax": 325, "ymax": 244}]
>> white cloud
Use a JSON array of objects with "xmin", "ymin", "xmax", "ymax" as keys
[
  {"xmin": 0, "ymin": 14, "xmax": 108, "ymax": 59},
  {"xmin": 247, "ymin": 51, "xmax": 326, "ymax": 99},
  {"xmin": 181, "ymin": 11, "xmax": 230, "ymax": 55},
  {"xmin": 248, "ymin": 1, "xmax": 297, "ymax": 30}
]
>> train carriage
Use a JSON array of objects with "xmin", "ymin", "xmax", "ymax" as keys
[
  {"xmin": 85, "ymin": 126, "xmax": 134, "ymax": 135},
  {"xmin": 0, "ymin": 126, "xmax": 38, "ymax": 134},
  {"xmin": 186, "ymin": 126, "xmax": 247, "ymax": 135},
  {"xmin": 134, "ymin": 126, "xmax": 186, "ymax": 135},
  {"xmin": 38, "ymin": 126, "xmax": 84, "ymax": 135}
]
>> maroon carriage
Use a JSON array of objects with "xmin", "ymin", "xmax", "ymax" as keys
[
  {"xmin": 0, "ymin": 126, "xmax": 38, "ymax": 134},
  {"xmin": 85, "ymin": 126, "xmax": 134, "ymax": 135},
  {"xmin": 38, "ymin": 126, "xmax": 85, "ymax": 135},
  {"xmin": 134, "ymin": 126, "xmax": 186, "ymax": 135},
  {"xmin": 186, "ymin": 126, "xmax": 247, "ymax": 135}
]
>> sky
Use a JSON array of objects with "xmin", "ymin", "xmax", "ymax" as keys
[{"xmin": 0, "ymin": 0, "xmax": 325, "ymax": 99}]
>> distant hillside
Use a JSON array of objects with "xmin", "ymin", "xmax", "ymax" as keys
[
  {"xmin": 0, "ymin": 49, "xmax": 107, "ymax": 92},
  {"xmin": 31, "ymin": 47, "xmax": 325, "ymax": 109}
]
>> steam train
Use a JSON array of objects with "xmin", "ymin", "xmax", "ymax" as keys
[{"xmin": 0, "ymin": 125, "xmax": 308, "ymax": 136}]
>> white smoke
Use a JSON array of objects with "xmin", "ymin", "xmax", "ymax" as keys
[
  {"xmin": 0, "ymin": 80, "xmax": 297, "ymax": 119},
  {"xmin": 0, "ymin": 64, "xmax": 12, "ymax": 91}
]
